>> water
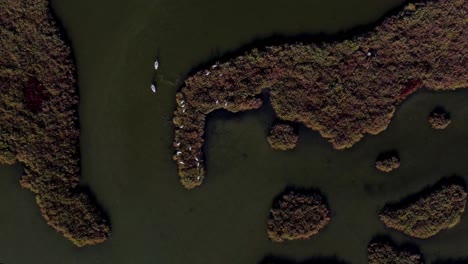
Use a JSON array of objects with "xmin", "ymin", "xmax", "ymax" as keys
[{"xmin": 0, "ymin": 0, "xmax": 467, "ymax": 263}]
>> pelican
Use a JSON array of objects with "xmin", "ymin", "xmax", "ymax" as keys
[
  {"xmin": 154, "ymin": 59, "xmax": 159, "ymax": 70},
  {"xmin": 151, "ymin": 84, "xmax": 157, "ymax": 93}
]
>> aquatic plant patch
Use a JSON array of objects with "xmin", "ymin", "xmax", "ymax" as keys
[
  {"xmin": 0, "ymin": 0, "xmax": 110, "ymax": 246},
  {"xmin": 172, "ymin": 0, "xmax": 468, "ymax": 189},
  {"xmin": 379, "ymin": 178, "xmax": 467, "ymax": 239},
  {"xmin": 267, "ymin": 190, "xmax": 330, "ymax": 242}
]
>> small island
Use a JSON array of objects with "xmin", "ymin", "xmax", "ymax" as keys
[
  {"xmin": 368, "ymin": 238, "xmax": 423, "ymax": 264},
  {"xmin": 379, "ymin": 178, "xmax": 467, "ymax": 239},
  {"xmin": 172, "ymin": 0, "xmax": 467, "ymax": 188},
  {"xmin": 267, "ymin": 123, "xmax": 298, "ymax": 150},
  {"xmin": 429, "ymin": 107, "xmax": 451, "ymax": 129},
  {"xmin": 0, "ymin": 0, "xmax": 110, "ymax": 246},
  {"xmin": 267, "ymin": 189, "xmax": 331, "ymax": 242},
  {"xmin": 375, "ymin": 151, "xmax": 400, "ymax": 172}
]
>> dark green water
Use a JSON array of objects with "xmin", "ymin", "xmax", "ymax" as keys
[{"xmin": 1, "ymin": 0, "xmax": 467, "ymax": 263}]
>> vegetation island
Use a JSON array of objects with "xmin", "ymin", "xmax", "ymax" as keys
[
  {"xmin": 375, "ymin": 151, "xmax": 400, "ymax": 172},
  {"xmin": 379, "ymin": 178, "xmax": 467, "ymax": 239},
  {"xmin": 267, "ymin": 123, "xmax": 298, "ymax": 150},
  {"xmin": 368, "ymin": 237, "xmax": 424, "ymax": 264},
  {"xmin": 428, "ymin": 107, "xmax": 451, "ymax": 129},
  {"xmin": 267, "ymin": 189, "xmax": 330, "ymax": 242},
  {"xmin": 172, "ymin": 0, "xmax": 468, "ymax": 189},
  {"xmin": 0, "ymin": 0, "xmax": 110, "ymax": 246}
]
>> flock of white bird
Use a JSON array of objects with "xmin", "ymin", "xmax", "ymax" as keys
[{"xmin": 151, "ymin": 59, "xmax": 159, "ymax": 93}]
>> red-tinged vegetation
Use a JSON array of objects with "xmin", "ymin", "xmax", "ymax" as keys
[
  {"xmin": 267, "ymin": 190, "xmax": 330, "ymax": 242},
  {"xmin": 0, "ymin": 0, "xmax": 110, "ymax": 246},
  {"xmin": 267, "ymin": 123, "xmax": 298, "ymax": 151},
  {"xmin": 398, "ymin": 79, "xmax": 423, "ymax": 100},
  {"xmin": 173, "ymin": 0, "xmax": 468, "ymax": 188},
  {"xmin": 368, "ymin": 238, "xmax": 424, "ymax": 264},
  {"xmin": 379, "ymin": 178, "xmax": 467, "ymax": 239},
  {"xmin": 428, "ymin": 107, "xmax": 451, "ymax": 129},
  {"xmin": 23, "ymin": 77, "xmax": 47, "ymax": 113}
]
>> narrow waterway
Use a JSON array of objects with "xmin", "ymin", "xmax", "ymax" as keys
[{"xmin": 0, "ymin": 0, "xmax": 467, "ymax": 263}]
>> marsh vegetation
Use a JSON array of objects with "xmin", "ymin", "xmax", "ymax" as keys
[
  {"xmin": 0, "ymin": 0, "xmax": 110, "ymax": 246},
  {"xmin": 267, "ymin": 189, "xmax": 330, "ymax": 242},
  {"xmin": 172, "ymin": 0, "xmax": 468, "ymax": 188}
]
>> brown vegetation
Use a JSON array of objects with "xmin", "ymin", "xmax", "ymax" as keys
[
  {"xmin": 173, "ymin": 0, "xmax": 468, "ymax": 188},
  {"xmin": 267, "ymin": 190, "xmax": 330, "ymax": 242},
  {"xmin": 0, "ymin": 0, "xmax": 110, "ymax": 246},
  {"xmin": 368, "ymin": 238, "xmax": 423, "ymax": 264},
  {"xmin": 375, "ymin": 151, "xmax": 400, "ymax": 172},
  {"xmin": 379, "ymin": 178, "xmax": 467, "ymax": 239},
  {"xmin": 429, "ymin": 107, "xmax": 451, "ymax": 129},
  {"xmin": 267, "ymin": 123, "xmax": 298, "ymax": 150}
]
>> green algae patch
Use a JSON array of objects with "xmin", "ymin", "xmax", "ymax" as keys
[
  {"xmin": 429, "ymin": 107, "xmax": 451, "ymax": 129},
  {"xmin": 172, "ymin": 0, "xmax": 468, "ymax": 189},
  {"xmin": 267, "ymin": 190, "xmax": 330, "ymax": 242},
  {"xmin": 379, "ymin": 178, "xmax": 467, "ymax": 239},
  {"xmin": 368, "ymin": 238, "xmax": 424, "ymax": 264},
  {"xmin": 267, "ymin": 123, "xmax": 298, "ymax": 151},
  {"xmin": 0, "ymin": 0, "xmax": 110, "ymax": 246},
  {"xmin": 375, "ymin": 151, "xmax": 400, "ymax": 172}
]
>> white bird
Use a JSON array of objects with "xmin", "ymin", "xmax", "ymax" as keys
[
  {"xmin": 224, "ymin": 101, "xmax": 228, "ymax": 107},
  {"xmin": 205, "ymin": 71, "xmax": 210, "ymax": 76},
  {"xmin": 195, "ymin": 157, "xmax": 199, "ymax": 161},
  {"xmin": 175, "ymin": 142, "xmax": 181, "ymax": 147},
  {"xmin": 182, "ymin": 108, "xmax": 186, "ymax": 113},
  {"xmin": 197, "ymin": 176, "xmax": 201, "ymax": 181},
  {"xmin": 154, "ymin": 59, "xmax": 159, "ymax": 70},
  {"xmin": 180, "ymin": 125, "xmax": 184, "ymax": 129},
  {"xmin": 179, "ymin": 161, "xmax": 184, "ymax": 165},
  {"xmin": 188, "ymin": 146, "xmax": 192, "ymax": 151},
  {"xmin": 197, "ymin": 162, "xmax": 200, "ymax": 167},
  {"xmin": 151, "ymin": 84, "xmax": 157, "ymax": 93},
  {"xmin": 176, "ymin": 151, "xmax": 182, "ymax": 155},
  {"xmin": 180, "ymin": 100, "xmax": 185, "ymax": 105},
  {"xmin": 215, "ymin": 99, "xmax": 219, "ymax": 105}
]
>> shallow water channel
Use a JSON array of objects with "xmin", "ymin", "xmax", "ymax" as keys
[{"xmin": 1, "ymin": 0, "xmax": 467, "ymax": 263}]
